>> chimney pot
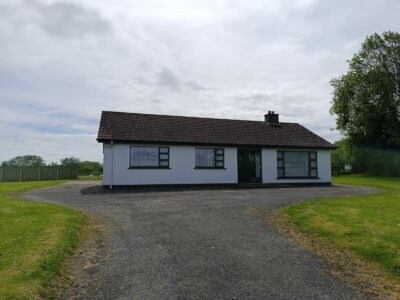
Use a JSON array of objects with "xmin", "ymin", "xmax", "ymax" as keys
[{"xmin": 264, "ymin": 111, "xmax": 279, "ymax": 126}]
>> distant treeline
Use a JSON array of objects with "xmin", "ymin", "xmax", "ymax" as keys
[
  {"xmin": 1, "ymin": 155, "xmax": 102, "ymax": 176},
  {"xmin": 331, "ymin": 140, "xmax": 400, "ymax": 176}
]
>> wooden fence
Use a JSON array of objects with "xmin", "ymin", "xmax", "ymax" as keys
[{"xmin": 0, "ymin": 166, "xmax": 79, "ymax": 182}]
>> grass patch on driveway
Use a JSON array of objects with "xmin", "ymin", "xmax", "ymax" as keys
[
  {"xmin": 277, "ymin": 176, "xmax": 400, "ymax": 298},
  {"xmin": 0, "ymin": 181, "xmax": 84, "ymax": 299}
]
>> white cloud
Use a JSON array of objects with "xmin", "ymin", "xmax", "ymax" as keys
[{"xmin": 1, "ymin": 0, "xmax": 399, "ymax": 162}]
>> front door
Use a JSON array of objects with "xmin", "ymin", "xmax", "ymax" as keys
[{"xmin": 237, "ymin": 149, "xmax": 262, "ymax": 183}]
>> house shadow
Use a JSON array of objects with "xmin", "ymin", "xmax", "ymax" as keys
[{"xmin": 80, "ymin": 183, "xmax": 334, "ymax": 195}]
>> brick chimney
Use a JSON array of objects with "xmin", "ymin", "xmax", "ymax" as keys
[{"xmin": 264, "ymin": 111, "xmax": 279, "ymax": 126}]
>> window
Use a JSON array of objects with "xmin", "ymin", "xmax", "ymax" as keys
[
  {"xmin": 277, "ymin": 151, "xmax": 317, "ymax": 178},
  {"xmin": 195, "ymin": 148, "xmax": 224, "ymax": 168},
  {"xmin": 130, "ymin": 146, "xmax": 169, "ymax": 168}
]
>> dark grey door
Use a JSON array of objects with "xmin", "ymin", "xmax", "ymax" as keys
[{"xmin": 237, "ymin": 149, "xmax": 262, "ymax": 183}]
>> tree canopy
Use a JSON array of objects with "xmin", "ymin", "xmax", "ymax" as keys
[
  {"xmin": 331, "ymin": 31, "xmax": 400, "ymax": 148},
  {"xmin": 60, "ymin": 157, "xmax": 81, "ymax": 166},
  {"xmin": 1, "ymin": 155, "xmax": 45, "ymax": 167},
  {"xmin": 59, "ymin": 157, "xmax": 102, "ymax": 175},
  {"xmin": 79, "ymin": 161, "xmax": 102, "ymax": 176}
]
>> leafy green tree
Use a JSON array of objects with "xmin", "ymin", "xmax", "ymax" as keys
[
  {"xmin": 2, "ymin": 155, "xmax": 45, "ymax": 167},
  {"xmin": 331, "ymin": 31, "xmax": 400, "ymax": 148},
  {"xmin": 331, "ymin": 139, "xmax": 350, "ymax": 171},
  {"xmin": 59, "ymin": 157, "xmax": 102, "ymax": 175},
  {"xmin": 79, "ymin": 161, "xmax": 103, "ymax": 176},
  {"xmin": 60, "ymin": 157, "xmax": 81, "ymax": 166},
  {"xmin": 331, "ymin": 139, "xmax": 400, "ymax": 176}
]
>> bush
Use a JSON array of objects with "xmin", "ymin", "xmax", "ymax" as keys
[
  {"xmin": 332, "ymin": 140, "xmax": 400, "ymax": 176},
  {"xmin": 79, "ymin": 161, "xmax": 103, "ymax": 176}
]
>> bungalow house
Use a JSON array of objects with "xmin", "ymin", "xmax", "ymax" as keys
[{"xmin": 97, "ymin": 111, "xmax": 334, "ymax": 188}]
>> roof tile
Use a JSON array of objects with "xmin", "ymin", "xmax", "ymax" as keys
[{"xmin": 97, "ymin": 111, "xmax": 334, "ymax": 149}]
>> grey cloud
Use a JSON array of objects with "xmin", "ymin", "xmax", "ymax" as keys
[
  {"xmin": 25, "ymin": 0, "xmax": 111, "ymax": 38},
  {"xmin": 157, "ymin": 67, "xmax": 205, "ymax": 91},
  {"xmin": 184, "ymin": 81, "xmax": 206, "ymax": 91},
  {"xmin": 234, "ymin": 93, "xmax": 275, "ymax": 111},
  {"xmin": 232, "ymin": 93, "xmax": 328, "ymax": 124},
  {"xmin": 2, "ymin": 0, "xmax": 398, "ymax": 162},
  {"xmin": 157, "ymin": 67, "xmax": 181, "ymax": 89},
  {"xmin": 224, "ymin": 0, "xmax": 400, "ymax": 54}
]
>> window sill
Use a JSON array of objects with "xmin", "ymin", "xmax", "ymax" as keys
[
  {"xmin": 277, "ymin": 177, "xmax": 320, "ymax": 179},
  {"xmin": 194, "ymin": 167, "xmax": 226, "ymax": 169},
  {"xmin": 128, "ymin": 167, "xmax": 171, "ymax": 169}
]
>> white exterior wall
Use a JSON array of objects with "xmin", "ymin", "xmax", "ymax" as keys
[
  {"xmin": 102, "ymin": 143, "xmax": 332, "ymax": 185},
  {"xmin": 261, "ymin": 148, "xmax": 331, "ymax": 184},
  {"xmin": 102, "ymin": 143, "xmax": 113, "ymax": 185},
  {"xmin": 103, "ymin": 143, "xmax": 238, "ymax": 186}
]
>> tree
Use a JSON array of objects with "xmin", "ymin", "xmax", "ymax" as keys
[
  {"xmin": 331, "ymin": 31, "xmax": 400, "ymax": 148},
  {"xmin": 59, "ymin": 157, "xmax": 102, "ymax": 176},
  {"xmin": 79, "ymin": 161, "xmax": 103, "ymax": 176},
  {"xmin": 331, "ymin": 139, "xmax": 350, "ymax": 171},
  {"xmin": 60, "ymin": 157, "xmax": 81, "ymax": 166},
  {"xmin": 1, "ymin": 155, "xmax": 45, "ymax": 167}
]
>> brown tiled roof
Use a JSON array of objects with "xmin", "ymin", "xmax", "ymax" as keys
[{"xmin": 97, "ymin": 111, "xmax": 335, "ymax": 149}]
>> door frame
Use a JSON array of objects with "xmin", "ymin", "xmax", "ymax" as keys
[{"xmin": 237, "ymin": 147, "xmax": 263, "ymax": 183}]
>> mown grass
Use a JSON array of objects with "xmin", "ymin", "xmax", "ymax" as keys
[
  {"xmin": 78, "ymin": 175, "xmax": 102, "ymax": 181},
  {"xmin": 0, "ymin": 181, "xmax": 84, "ymax": 299},
  {"xmin": 283, "ymin": 176, "xmax": 400, "ymax": 277}
]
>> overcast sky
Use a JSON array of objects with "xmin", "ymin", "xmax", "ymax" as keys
[{"xmin": 1, "ymin": 0, "xmax": 399, "ymax": 163}]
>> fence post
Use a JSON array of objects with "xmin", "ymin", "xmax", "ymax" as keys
[
  {"xmin": 38, "ymin": 167, "xmax": 41, "ymax": 181},
  {"xmin": 0, "ymin": 167, "xmax": 2, "ymax": 182},
  {"xmin": 19, "ymin": 167, "xmax": 22, "ymax": 182},
  {"xmin": 56, "ymin": 166, "xmax": 59, "ymax": 180}
]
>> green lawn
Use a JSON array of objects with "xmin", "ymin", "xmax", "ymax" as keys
[
  {"xmin": 0, "ymin": 181, "xmax": 84, "ymax": 299},
  {"xmin": 284, "ymin": 176, "xmax": 400, "ymax": 277}
]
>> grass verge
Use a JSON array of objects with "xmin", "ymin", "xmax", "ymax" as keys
[
  {"xmin": 0, "ymin": 181, "xmax": 84, "ymax": 299},
  {"xmin": 78, "ymin": 175, "xmax": 102, "ymax": 181},
  {"xmin": 272, "ymin": 176, "xmax": 400, "ymax": 299}
]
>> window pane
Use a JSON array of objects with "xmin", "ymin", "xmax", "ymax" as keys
[
  {"xmin": 160, "ymin": 147, "xmax": 169, "ymax": 153},
  {"xmin": 195, "ymin": 149, "xmax": 215, "ymax": 167},
  {"xmin": 216, "ymin": 161, "xmax": 224, "ymax": 167},
  {"xmin": 159, "ymin": 160, "xmax": 169, "ymax": 167},
  {"xmin": 215, "ymin": 149, "xmax": 224, "ymax": 155},
  {"xmin": 284, "ymin": 152, "xmax": 309, "ymax": 177},
  {"xmin": 131, "ymin": 147, "xmax": 159, "ymax": 166},
  {"xmin": 310, "ymin": 160, "xmax": 317, "ymax": 168},
  {"xmin": 310, "ymin": 169, "xmax": 317, "ymax": 177},
  {"xmin": 310, "ymin": 152, "xmax": 317, "ymax": 160},
  {"xmin": 277, "ymin": 168, "xmax": 284, "ymax": 177},
  {"xmin": 277, "ymin": 151, "xmax": 283, "ymax": 159},
  {"xmin": 215, "ymin": 155, "xmax": 224, "ymax": 161},
  {"xmin": 160, "ymin": 153, "xmax": 169, "ymax": 160}
]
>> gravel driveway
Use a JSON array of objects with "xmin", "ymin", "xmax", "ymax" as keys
[{"xmin": 24, "ymin": 182, "xmax": 375, "ymax": 300}]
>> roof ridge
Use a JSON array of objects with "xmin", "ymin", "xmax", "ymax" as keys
[
  {"xmin": 97, "ymin": 111, "xmax": 335, "ymax": 149},
  {"xmin": 101, "ymin": 110, "xmax": 298, "ymax": 125}
]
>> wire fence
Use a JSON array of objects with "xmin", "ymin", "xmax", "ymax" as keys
[{"xmin": 0, "ymin": 166, "xmax": 79, "ymax": 182}]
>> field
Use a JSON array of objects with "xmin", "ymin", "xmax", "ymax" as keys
[
  {"xmin": 279, "ymin": 176, "xmax": 400, "ymax": 297},
  {"xmin": 0, "ymin": 181, "xmax": 83, "ymax": 299}
]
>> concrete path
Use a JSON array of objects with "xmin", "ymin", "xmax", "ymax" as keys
[{"xmin": 25, "ymin": 182, "xmax": 375, "ymax": 300}]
